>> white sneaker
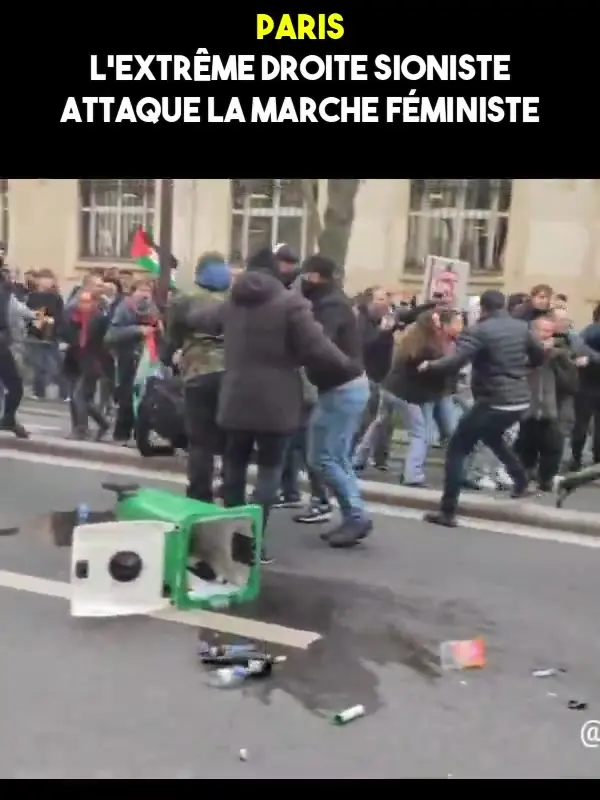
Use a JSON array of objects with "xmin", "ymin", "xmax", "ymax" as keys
[
  {"xmin": 476, "ymin": 475, "xmax": 497, "ymax": 491},
  {"xmin": 494, "ymin": 467, "xmax": 514, "ymax": 490}
]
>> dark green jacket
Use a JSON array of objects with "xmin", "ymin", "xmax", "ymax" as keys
[{"xmin": 168, "ymin": 286, "xmax": 227, "ymax": 380}]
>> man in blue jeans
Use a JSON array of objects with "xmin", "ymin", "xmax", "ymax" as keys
[{"xmin": 301, "ymin": 255, "xmax": 372, "ymax": 547}]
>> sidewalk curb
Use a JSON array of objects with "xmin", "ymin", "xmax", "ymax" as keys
[
  {"xmin": 2, "ymin": 434, "xmax": 599, "ymax": 537},
  {"xmin": 16, "ymin": 415, "xmax": 447, "ymax": 467},
  {"xmin": 21, "ymin": 403, "xmax": 70, "ymax": 419}
]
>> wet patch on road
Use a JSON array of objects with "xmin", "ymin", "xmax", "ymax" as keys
[{"xmin": 229, "ymin": 570, "xmax": 495, "ymax": 717}]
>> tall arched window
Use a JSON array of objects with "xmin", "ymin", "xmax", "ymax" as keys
[
  {"xmin": 230, "ymin": 179, "xmax": 317, "ymax": 261},
  {"xmin": 404, "ymin": 179, "xmax": 512, "ymax": 273},
  {"xmin": 79, "ymin": 179, "xmax": 156, "ymax": 259}
]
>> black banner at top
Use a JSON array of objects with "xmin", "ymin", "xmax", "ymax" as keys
[{"xmin": 4, "ymin": 5, "xmax": 594, "ymax": 176}]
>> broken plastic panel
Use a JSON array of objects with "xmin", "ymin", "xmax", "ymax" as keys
[{"xmin": 71, "ymin": 520, "xmax": 172, "ymax": 617}]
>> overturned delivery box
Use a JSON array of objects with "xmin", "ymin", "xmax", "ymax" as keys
[{"xmin": 70, "ymin": 482, "xmax": 263, "ymax": 618}]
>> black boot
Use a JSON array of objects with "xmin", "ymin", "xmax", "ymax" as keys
[
  {"xmin": 423, "ymin": 510, "xmax": 458, "ymax": 527},
  {"xmin": 0, "ymin": 417, "xmax": 29, "ymax": 439}
]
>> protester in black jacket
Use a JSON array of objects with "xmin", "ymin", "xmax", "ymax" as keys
[
  {"xmin": 300, "ymin": 255, "xmax": 372, "ymax": 548},
  {"xmin": 61, "ymin": 290, "xmax": 110, "ymax": 440},
  {"xmin": 26, "ymin": 269, "xmax": 70, "ymax": 401},
  {"xmin": 419, "ymin": 289, "xmax": 545, "ymax": 527}
]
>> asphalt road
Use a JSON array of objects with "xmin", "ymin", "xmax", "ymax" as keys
[{"xmin": 1, "ymin": 455, "xmax": 600, "ymax": 778}]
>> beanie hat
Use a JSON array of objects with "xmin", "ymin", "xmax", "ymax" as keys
[
  {"xmin": 195, "ymin": 252, "xmax": 231, "ymax": 293},
  {"xmin": 274, "ymin": 243, "xmax": 299, "ymax": 264},
  {"xmin": 246, "ymin": 247, "xmax": 279, "ymax": 274}
]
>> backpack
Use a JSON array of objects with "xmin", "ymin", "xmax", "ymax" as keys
[{"xmin": 135, "ymin": 374, "xmax": 187, "ymax": 455}]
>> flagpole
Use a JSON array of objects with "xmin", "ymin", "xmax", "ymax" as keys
[{"xmin": 157, "ymin": 178, "xmax": 174, "ymax": 309}]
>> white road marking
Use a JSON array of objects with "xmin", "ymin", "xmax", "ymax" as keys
[
  {"xmin": 20, "ymin": 424, "xmax": 63, "ymax": 433},
  {"xmin": 364, "ymin": 502, "xmax": 600, "ymax": 549},
  {"xmin": 1, "ymin": 449, "xmax": 598, "ymax": 552},
  {"xmin": 0, "ymin": 568, "xmax": 320, "ymax": 649}
]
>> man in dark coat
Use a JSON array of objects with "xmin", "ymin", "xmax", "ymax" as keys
[
  {"xmin": 183, "ymin": 247, "xmax": 351, "ymax": 564},
  {"xmin": 419, "ymin": 289, "xmax": 545, "ymax": 527}
]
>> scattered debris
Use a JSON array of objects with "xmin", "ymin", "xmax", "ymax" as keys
[
  {"xmin": 567, "ymin": 700, "xmax": 588, "ymax": 711},
  {"xmin": 209, "ymin": 665, "xmax": 251, "ymax": 689},
  {"xmin": 239, "ymin": 748, "xmax": 248, "ymax": 762},
  {"xmin": 532, "ymin": 668, "xmax": 567, "ymax": 678},
  {"xmin": 201, "ymin": 637, "xmax": 286, "ymax": 689},
  {"xmin": 199, "ymin": 641, "xmax": 259, "ymax": 665},
  {"xmin": 76, "ymin": 503, "xmax": 90, "ymax": 525},
  {"xmin": 333, "ymin": 704, "xmax": 365, "ymax": 725},
  {"xmin": 439, "ymin": 638, "xmax": 486, "ymax": 670}
]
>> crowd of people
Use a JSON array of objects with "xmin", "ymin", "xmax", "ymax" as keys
[{"xmin": 1, "ymin": 246, "xmax": 599, "ymax": 563}]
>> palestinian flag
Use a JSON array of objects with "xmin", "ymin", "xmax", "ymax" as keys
[
  {"xmin": 131, "ymin": 226, "xmax": 177, "ymax": 286},
  {"xmin": 131, "ymin": 227, "xmax": 160, "ymax": 276}
]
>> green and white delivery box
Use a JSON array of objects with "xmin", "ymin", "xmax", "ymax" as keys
[{"xmin": 70, "ymin": 484, "xmax": 263, "ymax": 618}]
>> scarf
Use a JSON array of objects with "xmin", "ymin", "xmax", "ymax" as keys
[
  {"xmin": 71, "ymin": 309, "xmax": 92, "ymax": 348},
  {"xmin": 144, "ymin": 326, "xmax": 159, "ymax": 362}
]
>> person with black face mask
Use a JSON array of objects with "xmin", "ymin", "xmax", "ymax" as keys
[{"xmin": 301, "ymin": 255, "xmax": 372, "ymax": 547}]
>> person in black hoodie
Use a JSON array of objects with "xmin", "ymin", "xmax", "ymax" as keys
[
  {"xmin": 300, "ymin": 255, "xmax": 372, "ymax": 547},
  {"xmin": 183, "ymin": 247, "xmax": 351, "ymax": 564},
  {"xmin": 25, "ymin": 269, "xmax": 70, "ymax": 401},
  {"xmin": 61, "ymin": 290, "xmax": 110, "ymax": 440}
]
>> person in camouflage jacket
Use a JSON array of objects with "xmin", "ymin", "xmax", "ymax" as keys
[{"xmin": 168, "ymin": 252, "xmax": 231, "ymax": 502}]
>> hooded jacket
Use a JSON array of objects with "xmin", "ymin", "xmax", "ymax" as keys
[
  {"xmin": 183, "ymin": 269, "xmax": 351, "ymax": 434},
  {"xmin": 301, "ymin": 281, "xmax": 363, "ymax": 392},
  {"xmin": 167, "ymin": 252, "xmax": 230, "ymax": 380}
]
